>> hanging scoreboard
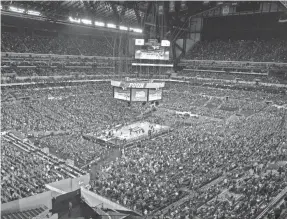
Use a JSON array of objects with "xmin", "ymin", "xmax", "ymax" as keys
[{"xmin": 112, "ymin": 80, "xmax": 165, "ymax": 102}]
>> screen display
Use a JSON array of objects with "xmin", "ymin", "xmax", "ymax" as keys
[
  {"xmin": 135, "ymin": 39, "xmax": 170, "ymax": 60},
  {"xmin": 135, "ymin": 39, "xmax": 145, "ymax": 46},
  {"xmin": 161, "ymin": 40, "xmax": 170, "ymax": 47},
  {"xmin": 131, "ymin": 89, "xmax": 148, "ymax": 102},
  {"xmin": 114, "ymin": 87, "xmax": 130, "ymax": 101},
  {"xmin": 149, "ymin": 89, "xmax": 163, "ymax": 101}
]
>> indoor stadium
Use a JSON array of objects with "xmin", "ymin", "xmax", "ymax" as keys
[{"xmin": 1, "ymin": 1, "xmax": 287, "ymax": 219}]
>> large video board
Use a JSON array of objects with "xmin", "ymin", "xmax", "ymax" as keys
[
  {"xmin": 135, "ymin": 39, "xmax": 170, "ymax": 60},
  {"xmin": 149, "ymin": 89, "xmax": 163, "ymax": 101},
  {"xmin": 131, "ymin": 89, "xmax": 148, "ymax": 102},
  {"xmin": 114, "ymin": 87, "xmax": 130, "ymax": 101}
]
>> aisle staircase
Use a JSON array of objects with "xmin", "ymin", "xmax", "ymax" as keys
[
  {"xmin": 255, "ymin": 186, "xmax": 287, "ymax": 219},
  {"xmin": 280, "ymin": 1, "xmax": 287, "ymax": 9},
  {"xmin": 1, "ymin": 206, "xmax": 48, "ymax": 219},
  {"xmin": 2, "ymin": 132, "xmax": 85, "ymax": 177}
]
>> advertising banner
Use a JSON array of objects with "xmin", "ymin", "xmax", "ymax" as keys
[
  {"xmin": 149, "ymin": 89, "xmax": 163, "ymax": 101},
  {"xmin": 114, "ymin": 87, "xmax": 130, "ymax": 101},
  {"xmin": 131, "ymin": 89, "xmax": 148, "ymax": 102},
  {"xmin": 111, "ymin": 80, "xmax": 165, "ymax": 89}
]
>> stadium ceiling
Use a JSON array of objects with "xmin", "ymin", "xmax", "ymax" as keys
[
  {"xmin": 3, "ymin": 1, "xmax": 284, "ymax": 30},
  {"xmin": 1, "ymin": 1, "xmax": 148, "ymax": 26},
  {"xmin": 1, "ymin": 1, "xmax": 219, "ymax": 27}
]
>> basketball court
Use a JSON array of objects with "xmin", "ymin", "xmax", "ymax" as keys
[{"xmin": 85, "ymin": 121, "xmax": 170, "ymax": 147}]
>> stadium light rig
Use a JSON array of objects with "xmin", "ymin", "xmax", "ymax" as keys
[
  {"xmin": 69, "ymin": 16, "xmax": 80, "ymax": 24},
  {"xmin": 107, "ymin": 23, "xmax": 116, "ymax": 28},
  {"xmin": 81, "ymin": 19, "xmax": 92, "ymax": 25},
  {"xmin": 130, "ymin": 28, "xmax": 143, "ymax": 33},
  {"xmin": 9, "ymin": 6, "xmax": 25, "ymax": 13},
  {"xmin": 27, "ymin": 10, "xmax": 41, "ymax": 16},
  {"xmin": 119, "ymin": 26, "xmax": 128, "ymax": 31},
  {"xmin": 95, "ymin": 21, "xmax": 105, "ymax": 27}
]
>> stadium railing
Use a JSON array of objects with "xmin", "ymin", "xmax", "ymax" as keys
[
  {"xmin": 180, "ymin": 59, "xmax": 287, "ymax": 70},
  {"xmin": 1, "ymin": 52, "xmax": 132, "ymax": 62}
]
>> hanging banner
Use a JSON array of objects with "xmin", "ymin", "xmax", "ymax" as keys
[
  {"xmin": 158, "ymin": 3, "xmax": 164, "ymax": 15},
  {"xmin": 169, "ymin": 1, "xmax": 175, "ymax": 12},
  {"xmin": 180, "ymin": 0, "xmax": 188, "ymax": 11},
  {"xmin": 222, "ymin": 5, "xmax": 229, "ymax": 16}
]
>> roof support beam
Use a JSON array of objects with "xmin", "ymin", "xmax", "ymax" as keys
[
  {"xmin": 111, "ymin": 3, "xmax": 121, "ymax": 24},
  {"xmin": 280, "ymin": 1, "xmax": 287, "ymax": 9},
  {"xmin": 142, "ymin": 2, "xmax": 152, "ymax": 27},
  {"xmin": 134, "ymin": 7, "xmax": 141, "ymax": 26}
]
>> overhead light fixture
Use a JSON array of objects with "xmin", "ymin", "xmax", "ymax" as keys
[
  {"xmin": 119, "ymin": 26, "xmax": 128, "ymax": 30},
  {"xmin": 95, "ymin": 21, "xmax": 105, "ymax": 27},
  {"xmin": 27, "ymin": 10, "xmax": 41, "ymax": 16},
  {"xmin": 69, "ymin": 16, "xmax": 80, "ymax": 23},
  {"xmin": 130, "ymin": 28, "xmax": 142, "ymax": 33},
  {"xmin": 107, "ymin": 23, "xmax": 116, "ymax": 28},
  {"xmin": 81, "ymin": 19, "xmax": 92, "ymax": 25},
  {"xmin": 9, "ymin": 6, "xmax": 25, "ymax": 13}
]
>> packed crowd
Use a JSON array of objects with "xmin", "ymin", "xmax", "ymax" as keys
[
  {"xmin": 1, "ymin": 83, "xmax": 144, "ymax": 170},
  {"xmin": 38, "ymin": 134, "xmax": 106, "ymax": 168},
  {"xmin": 163, "ymin": 112, "xmax": 287, "ymax": 218},
  {"xmin": 1, "ymin": 138, "xmax": 73, "ymax": 203},
  {"xmin": 2, "ymin": 32, "xmax": 287, "ymax": 87},
  {"xmin": 1, "ymin": 68, "xmax": 114, "ymax": 78},
  {"xmin": 177, "ymin": 70, "xmax": 287, "ymax": 84},
  {"xmin": 1, "ymin": 32, "xmax": 115, "ymax": 56},
  {"xmin": 1, "ymin": 79, "xmax": 287, "ymax": 218},
  {"xmin": 92, "ymin": 103, "xmax": 287, "ymax": 216},
  {"xmin": 1, "ymin": 54, "xmax": 117, "ymax": 79},
  {"xmin": 2, "ymin": 12, "xmax": 287, "ymax": 219},
  {"xmin": 185, "ymin": 39, "xmax": 287, "ymax": 62}
]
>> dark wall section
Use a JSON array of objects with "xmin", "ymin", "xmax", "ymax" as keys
[
  {"xmin": 202, "ymin": 13, "xmax": 287, "ymax": 40},
  {"xmin": 52, "ymin": 189, "xmax": 81, "ymax": 216},
  {"xmin": 51, "ymin": 189, "xmax": 100, "ymax": 219}
]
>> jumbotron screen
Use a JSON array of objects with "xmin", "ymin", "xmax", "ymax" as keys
[
  {"xmin": 114, "ymin": 87, "xmax": 130, "ymax": 101},
  {"xmin": 135, "ymin": 39, "xmax": 170, "ymax": 60},
  {"xmin": 131, "ymin": 89, "xmax": 148, "ymax": 102},
  {"xmin": 149, "ymin": 89, "xmax": 162, "ymax": 101},
  {"xmin": 113, "ymin": 87, "xmax": 163, "ymax": 102}
]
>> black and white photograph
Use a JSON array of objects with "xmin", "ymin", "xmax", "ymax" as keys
[{"xmin": 1, "ymin": 1, "xmax": 287, "ymax": 219}]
